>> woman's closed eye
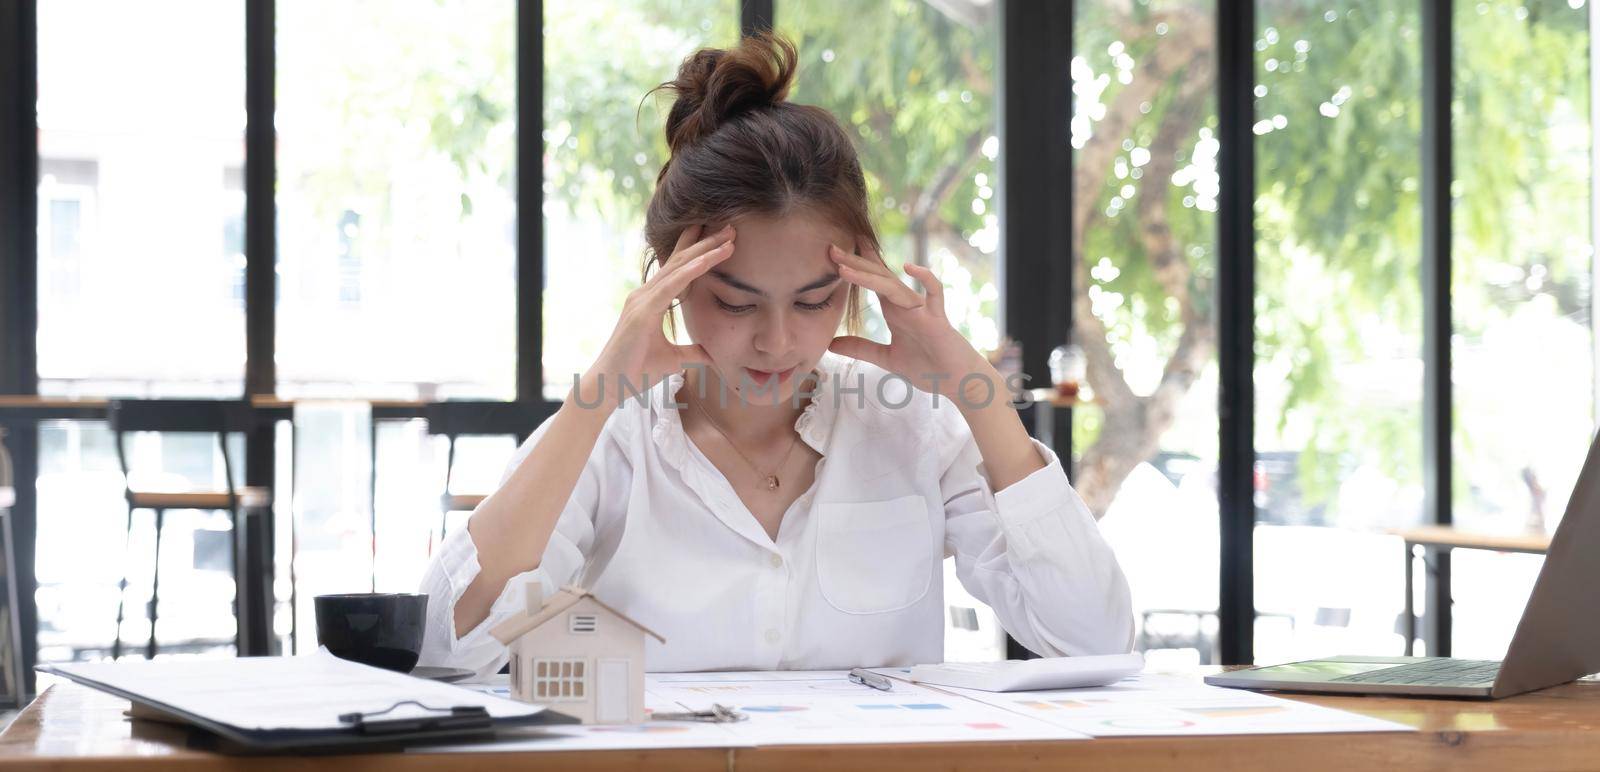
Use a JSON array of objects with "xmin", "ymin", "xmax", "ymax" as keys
[{"xmin": 714, "ymin": 296, "xmax": 834, "ymax": 314}]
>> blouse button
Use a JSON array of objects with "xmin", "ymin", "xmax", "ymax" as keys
[
  {"xmin": 768, "ymin": 553, "xmax": 784, "ymax": 569},
  {"xmin": 765, "ymin": 628, "xmax": 782, "ymax": 644}
]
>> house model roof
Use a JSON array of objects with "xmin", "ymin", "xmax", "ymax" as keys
[{"xmin": 489, "ymin": 585, "xmax": 666, "ymax": 645}]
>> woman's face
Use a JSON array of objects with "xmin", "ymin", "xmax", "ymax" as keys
[{"xmin": 678, "ymin": 210, "xmax": 854, "ymax": 406}]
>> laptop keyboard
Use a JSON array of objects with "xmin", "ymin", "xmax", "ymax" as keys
[{"xmin": 1329, "ymin": 659, "xmax": 1501, "ymax": 686}]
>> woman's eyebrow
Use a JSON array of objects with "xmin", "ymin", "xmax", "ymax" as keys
[{"xmin": 710, "ymin": 269, "xmax": 841, "ymax": 297}]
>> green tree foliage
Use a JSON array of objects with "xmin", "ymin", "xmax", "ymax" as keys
[
  {"xmin": 779, "ymin": 0, "xmax": 1000, "ymax": 347},
  {"xmin": 1069, "ymin": 0, "xmax": 1587, "ymax": 520}
]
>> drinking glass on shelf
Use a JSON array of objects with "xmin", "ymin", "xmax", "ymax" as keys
[{"xmin": 1048, "ymin": 344, "xmax": 1086, "ymax": 401}]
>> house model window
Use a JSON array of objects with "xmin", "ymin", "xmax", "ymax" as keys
[
  {"xmin": 569, "ymin": 613, "xmax": 597, "ymax": 634},
  {"xmin": 533, "ymin": 658, "xmax": 586, "ymax": 701}
]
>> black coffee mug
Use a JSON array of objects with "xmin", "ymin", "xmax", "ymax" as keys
[{"xmin": 314, "ymin": 593, "xmax": 428, "ymax": 672}]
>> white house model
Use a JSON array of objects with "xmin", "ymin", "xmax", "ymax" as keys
[{"xmin": 489, "ymin": 582, "xmax": 664, "ymax": 724}]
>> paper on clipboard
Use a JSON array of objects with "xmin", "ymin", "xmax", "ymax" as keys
[{"xmin": 41, "ymin": 650, "xmax": 551, "ymax": 732}]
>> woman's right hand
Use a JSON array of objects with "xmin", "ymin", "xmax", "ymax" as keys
[{"xmin": 575, "ymin": 223, "xmax": 737, "ymax": 409}]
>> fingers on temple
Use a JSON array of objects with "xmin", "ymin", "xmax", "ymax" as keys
[
  {"xmin": 838, "ymin": 263, "xmax": 923, "ymax": 309},
  {"xmin": 654, "ymin": 239, "xmax": 735, "ymax": 298},
  {"xmin": 663, "ymin": 225, "xmax": 735, "ymax": 274}
]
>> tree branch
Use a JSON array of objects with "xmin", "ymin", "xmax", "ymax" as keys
[
  {"xmin": 911, "ymin": 130, "xmax": 986, "ymax": 267},
  {"xmin": 1071, "ymin": 9, "xmax": 1211, "ymax": 418},
  {"xmin": 1070, "ymin": 9, "xmax": 1216, "ymax": 517},
  {"xmin": 1136, "ymin": 48, "xmax": 1215, "ymax": 405}
]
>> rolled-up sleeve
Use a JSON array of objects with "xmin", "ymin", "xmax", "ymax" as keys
[
  {"xmin": 940, "ymin": 415, "xmax": 1135, "ymax": 658},
  {"xmin": 417, "ymin": 413, "xmax": 629, "ymax": 679}
]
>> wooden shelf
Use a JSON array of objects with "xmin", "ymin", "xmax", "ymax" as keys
[{"xmin": 1026, "ymin": 387, "xmax": 1090, "ymax": 408}]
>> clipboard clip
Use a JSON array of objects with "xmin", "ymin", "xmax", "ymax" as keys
[{"xmin": 338, "ymin": 700, "xmax": 493, "ymax": 736}]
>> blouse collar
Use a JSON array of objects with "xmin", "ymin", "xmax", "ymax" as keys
[{"xmin": 648, "ymin": 352, "xmax": 856, "ymax": 470}]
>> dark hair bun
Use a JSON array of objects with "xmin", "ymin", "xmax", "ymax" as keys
[{"xmin": 659, "ymin": 32, "xmax": 798, "ymax": 154}]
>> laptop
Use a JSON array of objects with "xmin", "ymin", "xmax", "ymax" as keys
[{"xmin": 1205, "ymin": 430, "xmax": 1600, "ymax": 699}]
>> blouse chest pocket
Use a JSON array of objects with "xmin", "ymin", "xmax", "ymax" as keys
[{"xmin": 815, "ymin": 494, "xmax": 934, "ymax": 614}]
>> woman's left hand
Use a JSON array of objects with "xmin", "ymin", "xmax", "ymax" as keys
[{"xmin": 827, "ymin": 242, "xmax": 997, "ymax": 403}]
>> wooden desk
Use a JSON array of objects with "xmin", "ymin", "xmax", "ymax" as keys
[
  {"xmin": 1394, "ymin": 526, "xmax": 1552, "ymax": 555},
  {"xmin": 1393, "ymin": 526, "xmax": 1552, "ymax": 657},
  {"xmin": 1024, "ymin": 388, "xmax": 1087, "ymax": 460},
  {"xmin": 5, "ymin": 675, "xmax": 1600, "ymax": 770},
  {"xmin": 0, "ymin": 396, "xmax": 111, "ymax": 421},
  {"xmin": 0, "ymin": 396, "xmax": 429, "ymax": 422},
  {"xmin": 1026, "ymin": 387, "xmax": 1088, "ymax": 409}
]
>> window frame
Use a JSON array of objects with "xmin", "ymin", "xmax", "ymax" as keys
[{"xmin": 532, "ymin": 657, "xmax": 588, "ymax": 702}]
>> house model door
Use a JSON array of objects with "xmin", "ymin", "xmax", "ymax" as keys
[{"xmin": 595, "ymin": 659, "xmax": 629, "ymax": 723}]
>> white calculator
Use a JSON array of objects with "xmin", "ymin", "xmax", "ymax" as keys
[{"xmin": 907, "ymin": 653, "xmax": 1145, "ymax": 692}]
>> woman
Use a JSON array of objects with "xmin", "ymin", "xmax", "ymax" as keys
[{"xmin": 418, "ymin": 33, "xmax": 1132, "ymax": 678}]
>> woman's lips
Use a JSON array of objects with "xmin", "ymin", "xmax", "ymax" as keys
[{"xmin": 744, "ymin": 366, "xmax": 797, "ymax": 386}]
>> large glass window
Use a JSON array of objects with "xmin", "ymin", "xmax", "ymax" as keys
[
  {"xmin": 276, "ymin": 0, "xmax": 517, "ymax": 400},
  {"xmin": 1450, "ymin": 0, "xmax": 1591, "ymax": 659},
  {"xmin": 35, "ymin": 0, "xmax": 247, "ymax": 397},
  {"xmin": 1073, "ymin": 1, "xmax": 1221, "ymax": 668},
  {"xmin": 1252, "ymin": 1, "xmax": 1424, "ymax": 662},
  {"xmin": 273, "ymin": 2, "xmax": 521, "ymax": 649},
  {"xmin": 541, "ymin": 1, "xmax": 739, "ymax": 397},
  {"xmin": 780, "ymin": 1, "xmax": 1002, "ymax": 354},
  {"xmin": 33, "ymin": 0, "xmax": 249, "ymax": 666}
]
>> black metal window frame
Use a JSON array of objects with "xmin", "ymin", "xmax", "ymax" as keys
[
  {"xmin": 1215, "ymin": 0, "xmax": 1257, "ymax": 666},
  {"xmin": 0, "ymin": 0, "xmax": 1473, "ymax": 698},
  {"xmin": 0, "ymin": 0, "xmax": 39, "ymax": 707}
]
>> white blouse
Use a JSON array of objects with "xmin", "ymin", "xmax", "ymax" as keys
[{"xmin": 417, "ymin": 353, "xmax": 1133, "ymax": 678}]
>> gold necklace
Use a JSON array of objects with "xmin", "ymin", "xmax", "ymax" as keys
[{"xmin": 689, "ymin": 391, "xmax": 801, "ymax": 492}]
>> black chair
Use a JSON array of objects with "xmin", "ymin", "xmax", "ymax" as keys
[
  {"xmin": 422, "ymin": 401, "xmax": 549, "ymax": 543},
  {"xmin": 108, "ymin": 399, "xmax": 270, "ymax": 660}
]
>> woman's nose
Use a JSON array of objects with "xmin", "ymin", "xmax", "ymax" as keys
[{"xmin": 753, "ymin": 310, "xmax": 794, "ymax": 355}]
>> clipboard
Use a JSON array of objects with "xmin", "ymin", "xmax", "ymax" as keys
[{"xmin": 40, "ymin": 655, "xmax": 578, "ymax": 754}]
